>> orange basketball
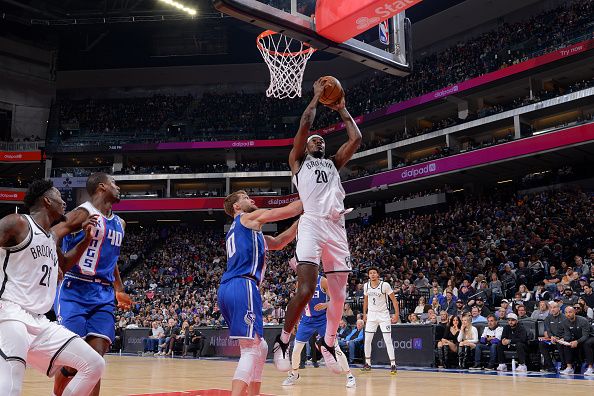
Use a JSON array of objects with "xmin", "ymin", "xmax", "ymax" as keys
[{"xmin": 318, "ymin": 76, "xmax": 344, "ymax": 106}]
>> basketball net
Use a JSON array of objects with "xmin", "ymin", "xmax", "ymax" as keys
[{"xmin": 256, "ymin": 30, "xmax": 315, "ymax": 99}]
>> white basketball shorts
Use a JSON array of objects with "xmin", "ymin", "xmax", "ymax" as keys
[
  {"xmin": 295, "ymin": 213, "xmax": 351, "ymax": 273},
  {"xmin": 0, "ymin": 299, "xmax": 79, "ymax": 377},
  {"xmin": 365, "ymin": 311, "xmax": 392, "ymax": 334}
]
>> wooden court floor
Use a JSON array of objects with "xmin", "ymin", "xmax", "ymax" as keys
[{"xmin": 22, "ymin": 355, "xmax": 594, "ymax": 395}]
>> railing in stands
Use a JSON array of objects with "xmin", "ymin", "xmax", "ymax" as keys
[{"xmin": 0, "ymin": 141, "xmax": 43, "ymax": 151}]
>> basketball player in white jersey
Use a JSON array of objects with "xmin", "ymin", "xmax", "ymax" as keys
[
  {"xmin": 0, "ymin": 179, "xmax": 106, "ymax": 396},
  {"xmin": 274, "ymin": 78, "xmax": 362, "ymax": 374},
  {"xmin": 362, "ymin": 267, "xmax": 400, "ymax": 374}
]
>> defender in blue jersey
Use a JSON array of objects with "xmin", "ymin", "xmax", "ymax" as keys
[
  {"xmin": 51, "ymin": 173, "xmax": 132, "ymax": 396},
  {"xmin": 219, "ymin": 190, "xmax": 302, "ymax": 396},
  {"xmin": 282, "ymin": 263, "xmax": 355, "ymax": 388}
]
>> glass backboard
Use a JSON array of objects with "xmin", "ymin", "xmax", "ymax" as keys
[{"xmin": 213, "ymin": 0, "xmax": 413, "ymax": 76}]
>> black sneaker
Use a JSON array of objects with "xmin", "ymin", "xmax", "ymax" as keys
[
  {"xmin": 469, "ymin": 364, "xmax": 483, "ymax": 370},
  {"xmin": 298, "ymin": 363, "xmax": 306, "ymax": 369},
  {"xmin": 484, "ymin": 364, "xmax": 496, "ymax": 371},
  {"xmin": 390, "ymin": 365, "xmax": 397, "ymax": 375},
  {"xmin": 315, "ymin": 338, "xmax": 342, "ymax": 374},
  {"xmin": 313, "ymin": 361, "xmax": 320, "ymax": 368},
  {"xmin": 361, "ymin": 364, "xmax": 372, "ymax": 372},
  {"xmin": 273, "ymin": 335, "xmax": 291, "ymax": 372}
]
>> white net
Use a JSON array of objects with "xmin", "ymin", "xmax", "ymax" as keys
[{"xmin": 256, "ymin": 30, "xmax": 315, "ymax": 99}]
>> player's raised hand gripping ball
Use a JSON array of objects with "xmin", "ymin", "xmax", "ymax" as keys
[{"xmin": 318, "ymin": 76, "xmax": 344, "ymax": 106}]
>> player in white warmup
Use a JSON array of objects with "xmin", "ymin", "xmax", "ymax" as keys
[
  {"xmin": 0, "ymin": 179, "xmax": 106, "ymax": 396},
  {"xmin": 362, "ymin": 267, "xmax": 400, "ymax": 374},
  {"xmin": 273, "ymin": 78, "xmax": 362, "ymax": 374}
]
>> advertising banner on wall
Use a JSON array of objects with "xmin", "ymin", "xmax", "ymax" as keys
[{"xmin": 370, "ymin": 324, "xmax": 435, "ymax": 366}]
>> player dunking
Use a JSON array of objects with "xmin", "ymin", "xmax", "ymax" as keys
[
  {"xmin": 282, "ymin": 260, "xmax": 356, "ymax": 388},
  {"xmin": 274, "ymin": 78, "xmax": 362, "ymax": 374},
  {"xmin": 52, "ymin": 173, "xmax": 132, "ymax": 396},
  {"xmin": 0, "ymin": 179, "xmax": 105, "ymax": 396},
  {"xmin": 362, "ymin": 267, "xmax": 399, "ymax": 374},
  {"xmin": 219, "ymin": 190, "xmax": 302, "ymax": 396}
]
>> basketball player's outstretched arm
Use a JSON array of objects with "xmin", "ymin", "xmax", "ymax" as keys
[
  {"xmin": 242, "ymin": 200, "xmax": 303, "ymax": 229},
  {"xmin": 56, "ymin": 215, "xmax": 99, "ymax": 272},
  {"xmin": 264, "ymin": 220, "xmax": 299, "ymax": 251},
  {"xmin": 288, "ymin": 78, "xmax": 326, "ymax": 174},
  {"xmin": 51, "ymin": 207, "xmax": 90, "ymax": 241},
  {"xmin": 329, "ymin": 105, "xmax": 362, "ymax": 170}
]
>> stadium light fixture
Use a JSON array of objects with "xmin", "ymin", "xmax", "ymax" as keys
[
  {"xmin": 157, "ymin": 219, "xmax": 182, "ymax": 222},
  {"xmin": 158, "ymin": 0, "xmax": 197, "ymax": 16},
  {"xmin": 452, "ymin": 188, "xmax": 464, "ymax": 193},
  {"xmin": 497, "ymin": 179, "xmax": 513, "ymax": 184}
]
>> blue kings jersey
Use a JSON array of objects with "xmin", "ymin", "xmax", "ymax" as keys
[
  {"xmin": 62, "ymin": 202, "xmax": 124, "ymax": 282},
  {"xmin": 302, "ymin": 275, "xmax": 327, "ymax": 320},
  {"xmin": 221, "ymin": 214, "xmax": 266, "ymax": 285}
]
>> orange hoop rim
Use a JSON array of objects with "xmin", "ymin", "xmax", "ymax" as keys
[{"xmin": 256, "ymin": 30, "xmax": 316, "ymax": 57}]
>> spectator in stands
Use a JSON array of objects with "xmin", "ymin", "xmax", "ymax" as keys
[
  {"xmin": 583, "ymin": 322, "xmax": 594, "ymax": 376},
  {"xmin": 470, "ymin": 306, "xmax": 488, "ymax": 324},
  {"xmin": 337, "ymin": 319, "xmax": 351, "ymax": 341},
  {"xmin": 186, "ymin": 325, "xmax": 204, "ymax": 358},
  {"xmin": 408, "ymin": 313, "xmax": 420, "ymax": 324},
  {"xmin": 531, "ymin": 301, "xmax": 550, "ymax": 320},
  {"xmin": 340, "ymin": 319, "xmax": 365, "ymax": 364},
  {"xmin": 457, "ymin": 315, "xmax": 479, "ymax": 369},
  {"xmin": 561, "ymin": 267, "xmax": 579, "ymax": 288},
  {"xmin": 343, "ymin": 303, "xmax": 354, "ymax": 319},
  {"xmin": 500, "ymin": 264, "xmax": 516, "ymax": 295},
  {"xmin": 559, "ymin": 306, "xmax": 590, "ymax": 375},
  {"xmin": 576, "ymin": 298, "xmax": 594, "ymax": 320},
  {"xmin": 414, "ymin": 296, "xmax": 430, "ymax": 314},
  {"xmin": 534, "ymin": 281, "xmax": 551, "ymax": 302},
  {"xmin": 437, "ymin": 316, "xmax": 460, "ymax": 369},
  {"xmin": 489, "ymin": 273, "xmax": 503, "ymax": 305},
  {"xmin": 157, "ymin": 319, "xmax": 177, "ymax": 356},
  {"xmin": 454, "ymin": 300, "xmax": 466, "ymax": 317},
  {"xmin": 474, "ymin": 297, "xmax": 491, "ymax": 317},
  {"xmin": 414, "ymin": 272, "xmax": 430, "ymax": 289},
  {"xmin": 540, "ymin": 301, "xmax": 566, "ymax": 373},
  {"xmin": 516, "ymin": 305, "xmax": 529, "ymax": 320},
  {"xmin": 563, "ymin": 287, "xmax": 578, "ymax": 306},
  {"xmin": 518, "ymin": 285, "xmax": 532, "ymax": 302},
  {"xmin": 496, "ymin": 300, "xmax": 512, "ymax": 320},
  {"xmin": 166, "ymin": 320, "xmax": 189, "ymax": 355},
  {"xmin": 545, "ymin": 266, "xmax": 562, "ymax": 292},
  {"xmin": 142, "ymin": 321, "xmax": 164, "ymax": 355},
  {"xmin": 581, "ymin": 284, "xmax": 594, "ymax": 308},
  {"xmin": 430, "ymin": 296, "xmax": 442, "ymax": 314},
  {"xmin": 470, "ymin": 314, "xmax": 502, "ymax": 370},
  {"xmin": 496, "ymin": 313, "xmax": 528, "ymax": 372},
  {"xmin": 441, "ymin": 291, "xmax": 456, "ymax": 315}
]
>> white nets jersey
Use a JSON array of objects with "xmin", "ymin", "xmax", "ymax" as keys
[
  {"xmin": 0, "ymin": 215, "xmax": 58, "ymax": 315},
  {"xmin": 292, "ymin": 154, "xmax": 345, "ymax": 217},
  {"xmin": 364, "ymin": 281, "xmax": 393, "ymax": 315}
]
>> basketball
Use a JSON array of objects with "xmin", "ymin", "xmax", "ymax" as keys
[{"xmin": 318, "ymin": 76, "xmax": 344, "ymax": 106}]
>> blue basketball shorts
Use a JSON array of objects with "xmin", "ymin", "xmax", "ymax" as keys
[
  {"xmin": 218, "ymin": 277, "xmax": 263, "ymax": 339},
  {"xmin": 55, "ymin": 278, "xmax": 116, "ymax": 343},
  {"xmin": 295, "ymin": 316, "xmax": 327, "ymax": 343}
]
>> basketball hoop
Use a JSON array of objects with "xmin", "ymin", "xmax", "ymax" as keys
[{"xmin": 256, "ymin": 30, "xmax": 315, "ymax": 99}]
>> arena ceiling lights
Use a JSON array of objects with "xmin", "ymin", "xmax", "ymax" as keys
[{"xmin": 158, "ymin": 0, "xmax": 197, "ymax": 16}]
